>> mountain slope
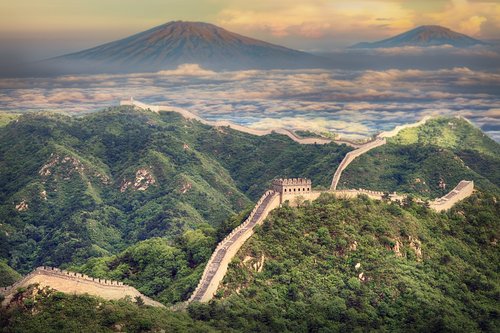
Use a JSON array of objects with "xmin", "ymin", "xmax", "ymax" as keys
[
  {"xmin": 3, "ymin": 192, "xmax": 498, "ymax": 332},
  {"xmin": 0, "ymin": 106, "xmax": 349, "ymax": 273},
  {"xmin": 353, "ymin": 25, "xmax": 486, "ymax": 48},
  {"xmin": 211, "ymin": 193, "xmax": 499, "ymax": 332},
  {"xmin": 340, "ymin": 117, "xmax": 500, "ymax": 197},
  {"xmin": 46, "ymin": 21, "xmax": 324, "ymax": 73}
]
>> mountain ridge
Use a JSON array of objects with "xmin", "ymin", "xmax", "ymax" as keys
[
  {"xmin": 44, "ymin": 21, "xmax": 325, "ymax": 73},
  {"xmin": 352, "ymin": 25, "xmax": 487, "ymax": 48}
]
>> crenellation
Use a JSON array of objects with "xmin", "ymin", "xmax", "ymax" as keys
[
  {"xmin": 272, "ymin": 178, "xmax": 312, "ymax": 203},
  {"xmin": 1, "ymin": 266, "xmax": 164, "ymax": 307}
]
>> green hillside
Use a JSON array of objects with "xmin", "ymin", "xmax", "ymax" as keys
[
  {"xmin": 341, "ymin": 117, "xmax": 500, "ymax": 197},
  {"xmin": 2, "ymin": 192, "xmax": 498, "ymax": 332},
  {"xmin": 0, "ymin": 261, "xmax": 21, "ymax": 287},
  {"xmin": 0, "ymin": 113, "xmax": 20, "ymax": 127},
  {"xmin": 206, "ymin": 192, "xmax": 499, "ymax": 332},
  {"xmin": 0, "ymin": 106, "xmax": 349, "ymax": 274}
]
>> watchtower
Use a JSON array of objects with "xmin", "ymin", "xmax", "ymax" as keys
[{"xmin": 272, "ymin": 178, "xmax": 312, "ymax": 203}]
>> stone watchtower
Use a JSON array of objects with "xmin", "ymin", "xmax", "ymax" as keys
[{"xmin": 272, "ymin": 178, "xmax": 312, "ymax": 204}]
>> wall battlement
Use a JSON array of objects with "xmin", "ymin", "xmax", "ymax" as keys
[
  {"xmin": 430, "ymin": 180, "xmax": 474, "ymax": 212},
  {"xmin": 1, "ymin": 266, "xmax": 164, "ymax": 308},
  {"xmin": 331, "ymin": 138, "xmax": 387, "ymax": 190},
  {"xmin": 272, "ymin": 178, "xmax": 313, "ymax": 203},
  {"xmin": 119, "ymin": 98, "xmax": 351, "ymax": 146}
]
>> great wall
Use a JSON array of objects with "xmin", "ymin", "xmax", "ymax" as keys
[
  {"xmin": 120, "ymin": 98, "xmax": 363, "ymax": 147},
  {"xmin": 0, "ymin": 266, "xmax": 164, "ymax": 308},
  {"xmin": 1, "ymin": 102, "xmax": 475, "ymax": 309}
]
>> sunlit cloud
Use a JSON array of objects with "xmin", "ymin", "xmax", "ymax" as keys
[{"xmin": 0, "ymin": 63, "xmax": 499, "ymax": 141}]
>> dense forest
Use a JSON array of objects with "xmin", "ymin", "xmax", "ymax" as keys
[
  {"xmin": 341, "ymin": 117, "xmax": 500, "ymax": 197},
  {"xmin": 1, "ymin": 192, "xmax": 498, "ymax": 332},
  {"xmin": 0, "ymin": 108, "xmax": 499, "ymax": 332},
  {"xmin": 0, "ymin": 107, "xmax": 349, "ymax": 276}
]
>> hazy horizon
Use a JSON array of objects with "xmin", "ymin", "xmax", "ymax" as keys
[
  {"xmin": 2, "ymin": 0, "xmax": 500, "ymax": 63},
  {"xmin": 0, "ymin": 0, "xmax": 499, "ymax": 142}
]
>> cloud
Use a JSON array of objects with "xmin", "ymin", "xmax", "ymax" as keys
[
  {"xmin": 0, "ymin": 64, "xmax": 499, "ymax": 140},
  {"xmin": 47, "ymin": 91, "xmax": 87, "ymax": 103},
  {"xmin": 157, "ymin": 64, "xmax": 216, "ymax": 76},
  {"xmin": 248, "ymin": 116, "xmax": 370, "ymax": 135}
]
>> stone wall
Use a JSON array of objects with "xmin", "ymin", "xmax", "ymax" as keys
[
  {"xmin": 330, "ymin": 116, "xmax": 435, "ymax": 191},
  {"xmin": 1, "ymin": 266, "xmax": 164, "ymax": 308},
  {"xmin": 120, "ymin": 99, "xmax": 349, "ymax": 146},
  {"xmin": 330, "ymin": 138, "xmax": 387, "ymax": 190},
  {"xmin": 272, "ymin": 178, "xmax": 313, "ymax": 203},
  {"xmin": 188, "ymin": 190, "xmax": 280, "ymax": 303},
  {"xmin": 429, "ymin": 180, "xmax": 474, "ymax": 212},
  {"xmin": 377, "ymin": 116, "xmax": 431, "ymax": 138}
]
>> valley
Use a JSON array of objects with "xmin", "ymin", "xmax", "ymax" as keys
[
  {"xmin": 0, "ymin": 104, "xmax": 483, "ymax": 309},
  {"xmin": 1, "ymin": 3, "xmax": 499, "ymax": 332}
]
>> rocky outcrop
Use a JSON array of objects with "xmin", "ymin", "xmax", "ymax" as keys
[
  {"xmin": 39, "ymin": 153, "xmax": 110, "ymax": 184},
  {"xmin": 120, "ymin": 168, "xmax": 156, "ymax": 192},
  {"xmin": 179, "ymin": 182, "xmax": 192, "ymax": 194},
  {"xmin": 39, "ymin": 154, "xmax": 85, "ymax": 177},
  {"xmin": 15, "ymin": 200, "xmax": 28, "ymax": 212}
]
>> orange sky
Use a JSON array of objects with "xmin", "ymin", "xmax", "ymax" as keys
[{"xmin": 0, "ymin": 0, "xmax": 499, "ymax": 53}]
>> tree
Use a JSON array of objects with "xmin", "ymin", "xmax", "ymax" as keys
[{"xmin": 134, "ymin": 296, "xmax": 144, "ymax": 306}]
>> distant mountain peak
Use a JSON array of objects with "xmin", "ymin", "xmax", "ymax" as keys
[
  {"xmin": 352, "ymin": 25, "xmax": 486, "ymax": 49},
  {"xmin": 45, "ymin": 21, "xmax": 323, "ymax": 74}
]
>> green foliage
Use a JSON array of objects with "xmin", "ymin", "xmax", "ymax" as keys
[
  {"xmin": 0, "ymin": 107, "xmax": 348, "ymax": 272},
  {"xmin": 193, "ymin": 192, "xmax": 499, "ymax": 332},
  {"xmin": 2, "ymin": 166, "xmax": 499, "ymax": 333},
  {"xmin": 0, "ymin": 286, "xmax": 216, "ymax": 333},
  {"xmin": 1, "ymin": 110, "xmax": 499, "ymax": 332},
  {"xmin": 0, "ymin": 113, "xmax": 20, "ymax": 127},
  {"xmin": 70, "ymin": 231, "xmax": 216, "ymax": 305},
  {"xmin": 391, "ymin": 117, "xmax": 500, "ymax": 158},
  {"xmin": 0, "ymin": 261, "xmax": 21, "ymax": 287},
  {"xmin": 342, "ymin": 117, "xmax": 500, "ymax": 197}
]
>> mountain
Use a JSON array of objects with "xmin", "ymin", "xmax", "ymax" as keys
[
  {"xmin": 43, "ymin": 21, "xmax": 324, "ymax": 73},
  {"xmin": 341, "ymin": 117, "xmax": 500, "ymax": 196},
  {"xmin": 1, "ymin": 108, "xmax": 499, "ymax": 331},
  {"xmin": 352, "ymin": 25, "xmax": 487, "ymax": 48},
  {"xmin": 2, "ymin": 192, "xmax": 498, "ymax": 332},
  {"xmin": 0, "ymin": 106, "xmax": 349, "ymax": 275}
]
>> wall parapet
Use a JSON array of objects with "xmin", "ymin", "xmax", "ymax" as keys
[
  {"xmin": 0, "ymin": 266, "xmax": 126, "ymax": 295},
  {"xmin": 1, "ymin": 266, "xmax": 163, "ymax": 308},
  {"xmin": 188, "ymin": 190, "xmax": 279, "ymax": 303},
  {"xmin": 331, "ymin": 138, "xmax": 387, "ymax": 190},
  {"xmin": 119, "ymin": 98, "xmax": 347, "ymax": 146},
  {"xmin": 430, "ymin": 180, "xmax": 474, "ymax": 212}
]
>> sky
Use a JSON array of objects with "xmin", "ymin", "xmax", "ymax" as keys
[
  {"xmin": 1, "ymin": 0, "xmax": 500, "ymax": 60},
  {"xmin": 0, "ymin": 0, "xmax": 499, "ymax": 141},
  {"xmin": 1, "ymin": 65, "xmax": 499, "ymax": 140}
]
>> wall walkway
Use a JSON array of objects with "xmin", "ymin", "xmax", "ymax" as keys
[
  {"xmin": 187, "ymin": 191, "xmax": 280, "ymax": 303},
  {"xmin": 429, "ymin": 180, "xmax": 474, "ymax": 212},
  {"xmin": 330, "ymin": 116, "xmax": 433, "ymax": 190},
  {"xmin": 330, "ymin": 138, "xmax": 387, "ymax": 190},
  {"xmin": 120, "ymin": 98, "xmax": 358, "ymax": 146},
  {"xmin": 0, "ymin": 266, "xmax": 164, "ymax": 308}
]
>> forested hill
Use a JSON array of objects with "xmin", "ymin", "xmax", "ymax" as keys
[
  {"xmin": 0, "ymin": 106, "xmax": 349, "ymax": 275},
  {"xmin": 1, "ymin": 192, "xmax": 498, "ymax": 332},
  {"xmin": 212, "ymin": 192, "xmax": 499, "ymax": 332},
  {"xmin": 341, "ymin": 117, "xmax": 500, "ymax": 197}
]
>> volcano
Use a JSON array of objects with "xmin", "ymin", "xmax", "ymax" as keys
[
  {"xmin": 352, "ymin": 25, "xmax": 486, "ymax": 48},
  {"xmin": 45, "ymin": 21, "xmax": 324, "ymax": 73}
]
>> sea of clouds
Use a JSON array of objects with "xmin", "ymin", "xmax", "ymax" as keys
[{"xmin": 0, "ymin": 63, "xmax": 499, "ymax": 140}]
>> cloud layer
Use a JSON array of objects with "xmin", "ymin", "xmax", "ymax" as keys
[{"xmin": 0, "ymin": 64, "xmax": 499, "ymax": 140}]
